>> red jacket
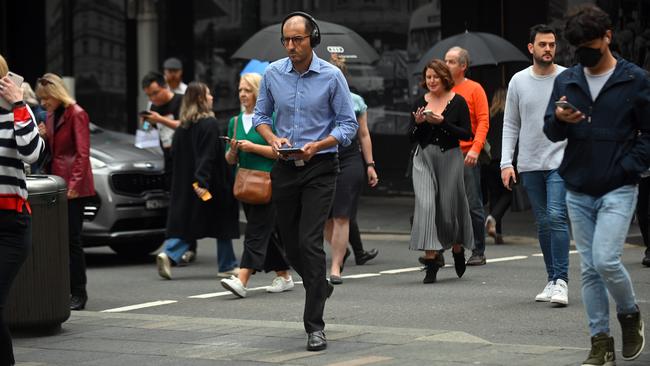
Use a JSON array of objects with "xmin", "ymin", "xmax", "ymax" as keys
[{"xmin": 45, "ymin": 104, "xmax": 95, "ymax": 198}]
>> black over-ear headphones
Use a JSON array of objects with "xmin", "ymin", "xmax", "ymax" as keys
[{"xmin": 280, "ymin": 11, "xmax": 321, "ymax": 48}]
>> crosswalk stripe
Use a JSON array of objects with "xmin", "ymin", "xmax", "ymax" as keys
[{"xmin": 101, "ymin": 300, "xmax": 177, "ymax": 313}]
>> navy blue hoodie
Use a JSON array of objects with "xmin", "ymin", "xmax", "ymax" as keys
[{"xmin": 543, "ymin": 58, "xmax": 650, "ymax": 196}]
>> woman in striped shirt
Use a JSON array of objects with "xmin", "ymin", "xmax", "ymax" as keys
[{"xmin": 0, "ymin": 54, "xmax": 44, "ymax": 366}]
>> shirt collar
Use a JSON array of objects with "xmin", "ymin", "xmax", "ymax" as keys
[{"xmin": 282, "ymin": 51, "xmax": 321, "ymax": 75}]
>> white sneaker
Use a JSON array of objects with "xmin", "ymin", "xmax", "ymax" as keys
[
  {"xmin": 535, "ymin": 281, "xmax": 554, "ymax": 302},
  {"xmin": 267, "ymin": 276, "xmax": 295, "ymax": 293},
  {"xmin": 217, "ymin": 267, "xmax": 240, "ymax": 278},
  {"xmin": 551, "ymin": 279, "xmax": 569, "ymax": 306},
  {"xmin": 156, "ymin": 252, "xmax": 172, "ymax": 280},
  {"xmin": 220, "ymin": 276, "xmax": 247, "ymax": 298}
]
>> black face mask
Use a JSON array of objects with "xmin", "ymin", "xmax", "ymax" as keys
[{"xmin": 575, "ymin": 46, "xmax": 602, "ymax": 67}]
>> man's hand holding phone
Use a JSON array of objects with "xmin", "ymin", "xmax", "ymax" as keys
[
  {"xmin": 140, "ymin": 110, "xmax": 162, "ymax": 124},
  {"xmin": 554, "ymin": 96, "xmax": 584, "ymax": 124}
]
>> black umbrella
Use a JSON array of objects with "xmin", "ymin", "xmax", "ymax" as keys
[
  {"xmin": 414, "ymin": 31, "xmax": 529, "ymax": 73},
  {"xmin": 232, "ymin": 20, "xmax": 380, "ymax": 64}
]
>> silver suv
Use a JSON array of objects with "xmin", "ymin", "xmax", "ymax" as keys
[{"xmin": 83, "ymin": 124, "xmax": 168, "ymax": 257}]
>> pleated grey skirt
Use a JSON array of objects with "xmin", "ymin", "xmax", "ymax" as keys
[{"xmin": 410, "ymin": 144, "xmax": 474, "ymax": 251}]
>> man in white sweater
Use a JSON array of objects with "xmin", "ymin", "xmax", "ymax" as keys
[{"xmin": 501, "ymin": 25, "xmax": 570, "ymax": 306}]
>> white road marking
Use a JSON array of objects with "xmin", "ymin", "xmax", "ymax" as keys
[
  {"xmin": 101, "ymin": 300, "xmax": 177, "ymax": 313},
  {"xmin": 486, "ymin": 255, "xmax": 528, "ymax": 263},
  {"xmin": 188, "ymin": 285, "xmax": 269, "ymax": 299},
  {"xmin": 532, "ymin": 250, "xmax": 578, "ymax": 257},
  {"xmin": 379, "ymin": 267, "xmax": 421, "ymax": 274},
  {"xmin": 342, "ymin": 273, "xmax": 381, "ymax": 279},
  {"xmin": 188, "ymin": 281, "xmax": 305, "ymax": 299},
  {"xmin": 186, "ymin": 256, "xmax": 536, "ymax": 299}
]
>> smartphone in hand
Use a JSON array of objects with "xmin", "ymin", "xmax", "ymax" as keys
[
  {"xmin": 218, "ymin": 136, "xmax": 231, "ymax": 142},
  {"xmin": 0, "ymin": 71, "xmax": 25, "ymax": 110},
  {"xmin": 423, "ymin": 109, "xmax": 442, "ymax": 119},
  {"xmin": 554, "ymin": 100, "xmax": 578, "ymax": 112},
  {"xmin": 277, "ymin": 146, "xmax": 303, "ymax": 155}
]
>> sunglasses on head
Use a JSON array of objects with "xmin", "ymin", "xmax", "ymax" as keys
[{"xmin": 37, "ymin": 77, "xmax": 54, "ymax": 86}]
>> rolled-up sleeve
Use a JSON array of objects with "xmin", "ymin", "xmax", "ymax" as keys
[
  {"xmin": 328, "ymin": 72, "xmax": 358, "ymax": 147},
  {"xmin": 253, "ymin": 72, "xmax": 275, "ymax": 128}
]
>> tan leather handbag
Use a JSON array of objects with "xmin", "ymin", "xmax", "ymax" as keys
[{"xmin": 231, "ymin": 115, "xmax": 272, "ymax": 204}]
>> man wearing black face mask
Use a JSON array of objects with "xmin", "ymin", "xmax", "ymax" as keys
[{"xmin": 543, "ymin": 4, "xmax": 650, "ymax": 366}]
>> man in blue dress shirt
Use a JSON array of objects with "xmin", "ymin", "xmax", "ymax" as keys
[{"xmin": 253, "ymin": 11, "xmax": 358, "ymax": 351}]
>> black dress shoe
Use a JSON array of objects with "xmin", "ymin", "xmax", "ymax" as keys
[
  {"xmin": 70, "ymin": 292, "xmax": 88, "ymax": 311},
  {"xmin": 307, "ymin": 330, "xmax": 327, "ymax": 351},
  {"xmin": 330, "ymin": 275, "xmax": 343, "ymax": 285},
  {"xmin": 355, "ymin": 248, "xmax": 379, "ymax": 265}
]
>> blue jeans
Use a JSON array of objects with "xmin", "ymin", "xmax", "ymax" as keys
[
  {"xmin": 464, "ymin": 165, "xmax": 485, "ymax": 255},
  {"xmin": 163, "ymin": 238, "xmax": 238, "ymax": 272},
  {"xmin": 520, "ymin": 170, "xmax": 570, "ymax": 283},
  {"xmin": 566, "ymin": 185, "xmax": 639, "ymax": 336}
]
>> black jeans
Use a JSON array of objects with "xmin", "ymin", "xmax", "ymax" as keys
[
  {"xmin": 271, "ymin": 154, "xmax": 338, "ymax": 333},
  {"xmin": 240, "ymin": 202, "xmax": 290, "ymax": 272},
  {"xmin": 482, "ymin": 161, "xmax": 512, "ymax": 234},
  {"xmin": 68, "ymin": 198, "xmax": 87, "ymax": 296},
  {"xmin": 0, "ymin": 209, "xmax": 31, "ymax": 366},
  {"xmin": 637, "ymin": 177, "xmax": 650, "ymax": 256}
]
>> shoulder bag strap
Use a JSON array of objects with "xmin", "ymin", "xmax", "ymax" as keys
[{"xmin": 232, "ymin": 115, "xmax": 239, "ymax": 140}]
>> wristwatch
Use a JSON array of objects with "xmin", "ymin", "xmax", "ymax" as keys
[
  {"xmin": 13, "ymin": 100, "xmax": 26, "ymax": 107},
  {"xmin": 366, "ymin": 161, "xmax": 376, "ymax": 168}
]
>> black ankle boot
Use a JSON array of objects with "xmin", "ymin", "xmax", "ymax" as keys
[
  {"xmin": 421, "ymin": 258, "xmax": 440, "ymax": 284},
  {"xmin": 452, "ymin": 248, "xmax": 466, "ymax": 278}
]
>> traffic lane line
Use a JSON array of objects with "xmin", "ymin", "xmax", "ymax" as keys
[
  {"xmin": 106, "ymin": 254, "xmax": 536, "ymax": 308},
  {"xmin": 188, "ymin": 255, "xmax": 534, "ymax": 299},
  {"xmin": 101, "ymin": 300, "xmax": 177, "ymax": 313},
  {"xmin": 532, "ymin": 250, "xmax": 579, "ymax": 257},
  {"xmin": 189, "ymin": 281, "xmax": 305, "ymax": 299}
]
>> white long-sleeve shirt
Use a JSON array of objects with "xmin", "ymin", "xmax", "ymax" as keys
[{"xmin": 500, "ymin": 65, "xmax": 567, "ymax": 173}]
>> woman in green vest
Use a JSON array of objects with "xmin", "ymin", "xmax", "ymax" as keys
[{"xmin": 220, "ymin": 73, "xmax": 293, "ymax": 298}]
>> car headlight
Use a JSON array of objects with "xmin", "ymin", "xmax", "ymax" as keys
[{"xmin": 90, "ymin": 156, "xmax": 107, "ymax": 169}]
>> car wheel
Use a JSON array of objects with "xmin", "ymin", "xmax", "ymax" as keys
[{"xmin": 109, "ymin": 240, "xmax": 162, "ymax": 257}]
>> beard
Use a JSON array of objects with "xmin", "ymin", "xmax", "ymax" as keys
[{"xmin": 533, "ymin": 53, "xmax": 553, "ymax": 66}]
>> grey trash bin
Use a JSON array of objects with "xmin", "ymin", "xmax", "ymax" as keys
[{"xmin": 5, "ymin": 175, "xmax": 70, "ymax": 332}]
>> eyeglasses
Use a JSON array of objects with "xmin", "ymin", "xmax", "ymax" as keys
[
  {"xmin": 281, "ymin": 34, "xmax": 310, "ymax": 47},
  {"xmin": 37, "ymin": 78, "xmax": 54, "ymax": 86}
]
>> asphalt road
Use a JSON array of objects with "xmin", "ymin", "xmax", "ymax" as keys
[
  {"xmin": 80, "ymin": 230, "xmax": 650, "ymax": 350},
  {"xmin": 12, "ymin": 197, "xmax": 650, "ymax": 365}
]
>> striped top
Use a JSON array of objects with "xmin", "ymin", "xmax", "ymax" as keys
[{"xmin": 0, "ymin": 104, "xmax": 44, "ymax": 207}]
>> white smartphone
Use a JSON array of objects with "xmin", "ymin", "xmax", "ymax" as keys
[{"xmin": 0, "ymin": 71, "xmax": 25, "ymax": 110}]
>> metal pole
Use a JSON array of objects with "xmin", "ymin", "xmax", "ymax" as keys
[{"xmin": 136, "ymin": 0, "xmax": 158, "ymax": 110}]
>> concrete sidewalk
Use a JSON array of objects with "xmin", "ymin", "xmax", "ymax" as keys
[{"xmin": 15, "ymin": 311, "xmax": 629, "ymax": 366}]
